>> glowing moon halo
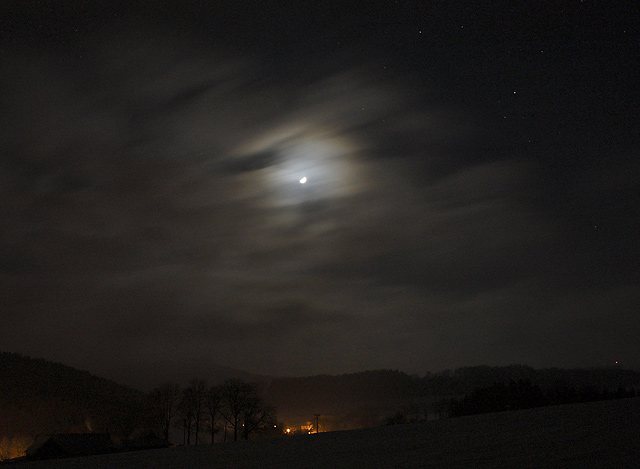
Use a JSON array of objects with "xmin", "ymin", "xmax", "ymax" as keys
[{"xmin": 299, "ymin": 176, "xmax": 307, "ymax": 184}]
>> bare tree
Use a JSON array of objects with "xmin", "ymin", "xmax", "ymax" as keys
[
  {"xmin": 241, "ymin": 393, "xmax": 276, "ymax": 440},
  {"xmin": 145, "ymin": 382, "xmax": 181, "ymax": 441},
  {"xmin": 219, "ymin": 379, "xmax": 250, "ymax": 441},
  {"xmin": 204, "ymin": 385, "xmax": 223, "ymax": 444},
  {"xmin": 189, "ymin": 379, "xmax": 207, "ymax": 445},
  {"xmin": 177, "ymin": 387, "xmax": 195, "ymax": 445},
  {"xmin": 176, "ymin": 379, "xmax": 209, "ymax": 445},
  {"xmin": 218, "ymin": 379, "xmax": 276, "ymax": 441}
]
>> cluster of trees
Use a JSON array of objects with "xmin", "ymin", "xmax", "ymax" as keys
[
  {"xmin": 145, "ymin": 379, "xmax": 277, "ymax": 444},
  {"xmin": 0, "ymin": 353, "xmax": 280, "ymax": 450}
]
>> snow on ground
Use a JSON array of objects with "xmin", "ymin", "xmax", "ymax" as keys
[{"xmin": 9, "ymin": 397, "xmax": 640, "ymax": 468}]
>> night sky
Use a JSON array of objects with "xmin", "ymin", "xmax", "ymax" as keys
[{"xmin": 1, "ymin": 2, "xmax": 638, "ymax": 387}]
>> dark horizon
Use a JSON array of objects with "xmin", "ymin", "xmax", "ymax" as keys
[
  {"xmin": 3, "ymin": 348, "xmax": 639, "ymax": 395},
  {"xmin": 1, "ymin": 2, "xmax": 638, "ymax": 384}
]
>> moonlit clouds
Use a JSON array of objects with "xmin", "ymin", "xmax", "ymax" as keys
[
  {"xmin": 1, "ymin": 3, "xmax": 638, "ymax": 384},
  {"xmin": 1, "ymin": 28, "xmax": 459, "ymax": 376}
]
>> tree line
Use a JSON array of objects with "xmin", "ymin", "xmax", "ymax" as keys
[
  {"xmin": 383, "ymin": 379, "xmax": 639, "ymax": 425},
  {"xmin": 144, "ymin": 378, "xmax": 277, "ymax": 445},
  {"xmin": 448, "ymin": 379, "xmax": 638, "ymax": 418}
]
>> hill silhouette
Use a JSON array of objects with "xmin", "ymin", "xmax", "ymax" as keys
[
  {"xmin": 264, "ymin": 365, "xmax": 640, "ymax": 430},
  {"xmin": 3, "ymin": 351, "xmax": 640, "ymax": 445},
  {"xmin": 0, "ymin": 352, "xmax": 144, "ymax": 441},
  {"xmin": 99, "ymin": 356, "xmax": 269, "ymax": 392}
]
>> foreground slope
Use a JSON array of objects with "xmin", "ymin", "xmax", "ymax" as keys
[{"xmin": 9, "ymin": 397, "xmax": 640, "ymax": 468}]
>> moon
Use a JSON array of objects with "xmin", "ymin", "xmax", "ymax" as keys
[{"xmin": 299, "ymin": 176, "xmax": 307, "ymax": 184}]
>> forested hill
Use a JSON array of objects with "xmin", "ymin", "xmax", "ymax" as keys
[
  {"xmin": 444, "ymin": 364, "xmax": 640, "ymax": 392},
  {"xmin": 0, "ymin": 352, "xmax": 144, "ymax": 439},
  {"xmin": 3, "ymin": 351, "xmax": 640, "ymax": 438},
  {"xmin": 264, "ymin": 365, "xmax": 640, "ymax": 429}
]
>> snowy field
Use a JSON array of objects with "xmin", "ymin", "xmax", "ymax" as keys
[{"xmin": 9, "ymin": 397, "xmax": 640, "ymax": 468}]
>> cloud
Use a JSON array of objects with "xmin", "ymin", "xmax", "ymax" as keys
[{"xmin": 2, "ymin": 5, "xmax": 638, "ymax": 379}]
